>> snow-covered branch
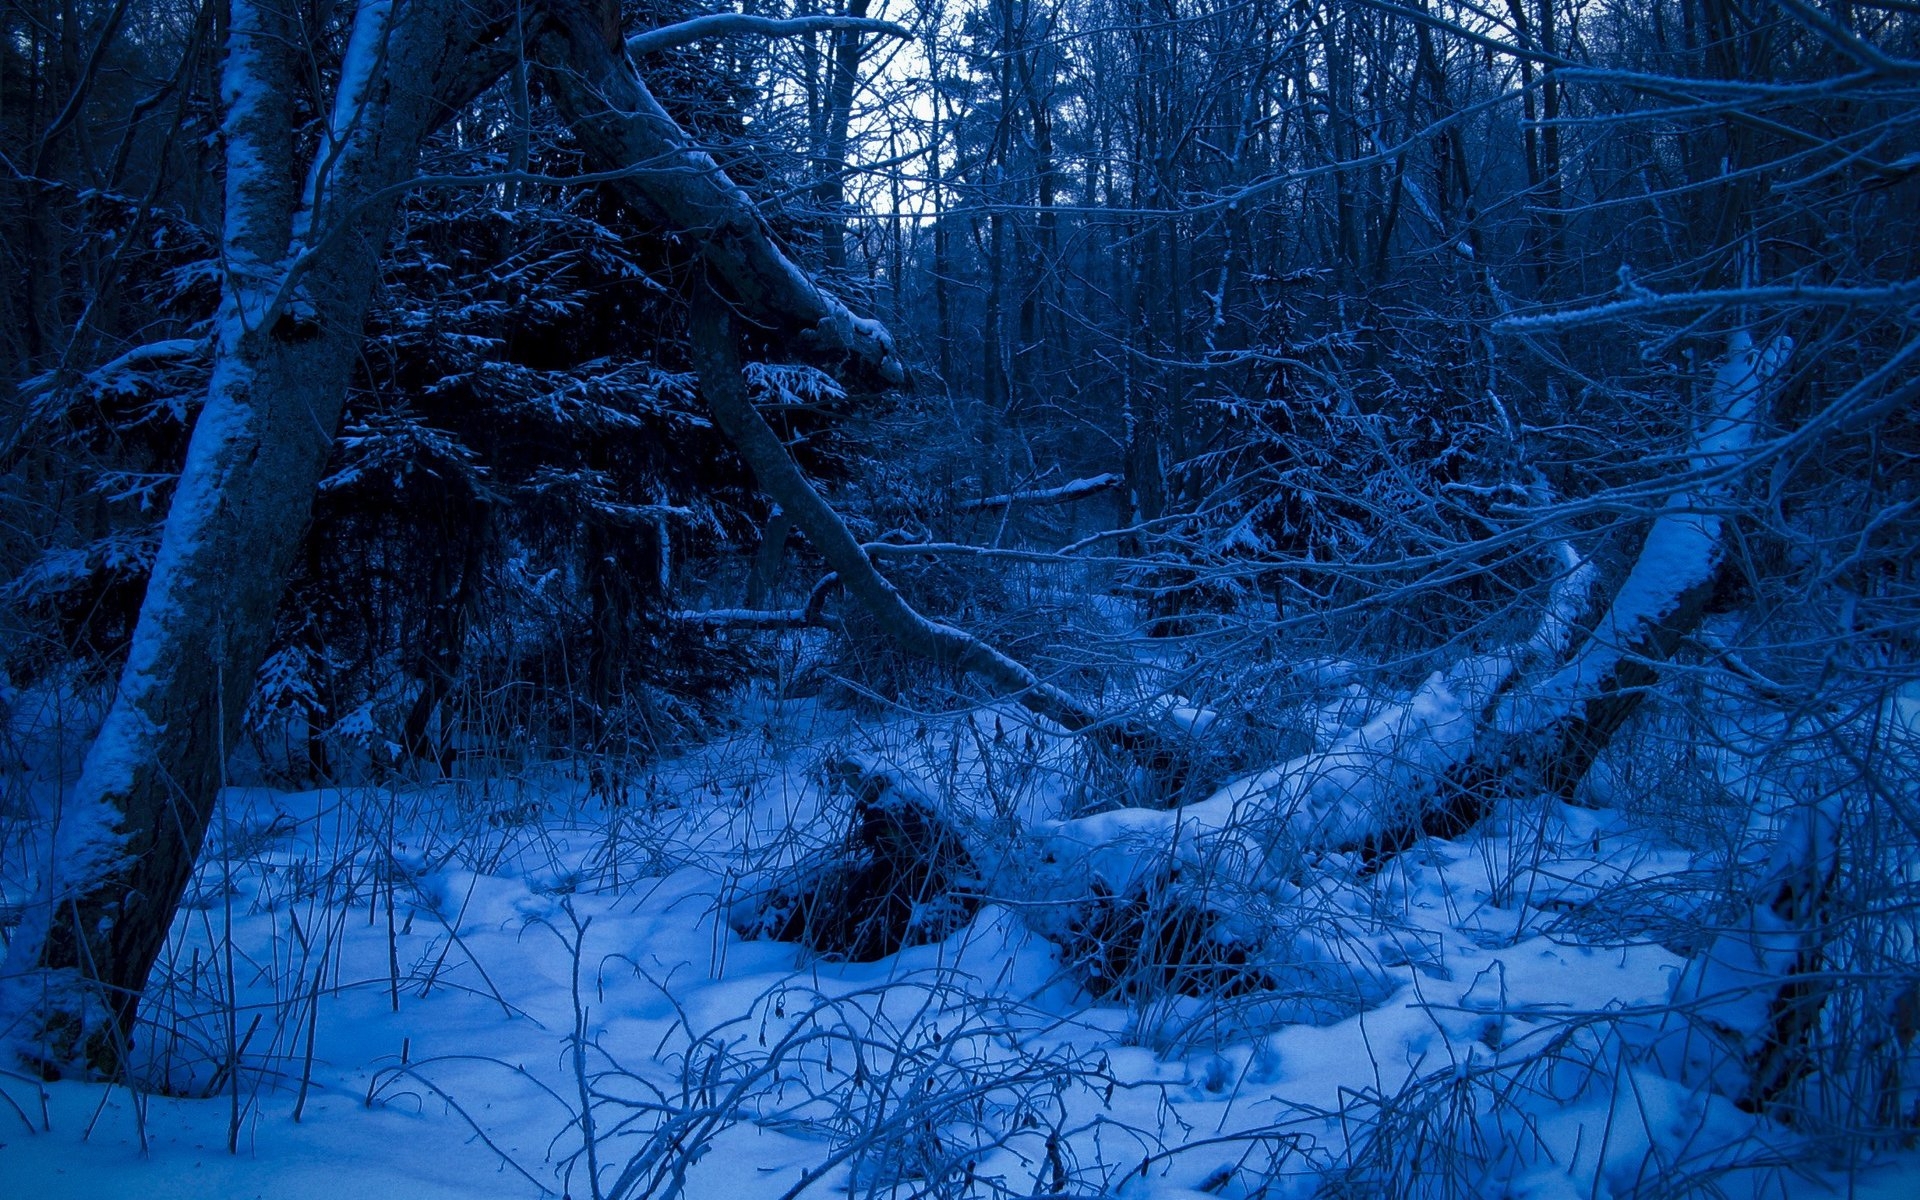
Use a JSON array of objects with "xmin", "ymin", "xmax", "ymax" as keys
[
  {"xmin": 954, "ymin": 473, "xmax": 1123, "ymax": 513},
  {"xmin": 1497, "ymin": 281, "xmax": 1920, "ymax": 331},
  {"xmin": 537, "ymin": 0, "xmax": 902, "ymax": 388},
  {"xmin": 293, "ymin": 0, "xmax": 395, "ymax": 245},
  {"xmin": 627, "ymin": 14, "xmax": 910, "ymax": 58},
  {"xmin": 1495, "ymin": 331, "xmax": 1789, "ymax": 739},
  {"xmin": 676, "ymin": 574, "xmax": 841, "ymax": 630}
]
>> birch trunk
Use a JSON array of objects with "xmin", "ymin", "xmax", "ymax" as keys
[{"xmin": 1, "ymin": 0, "xmax": 515, "ymax": 1075}]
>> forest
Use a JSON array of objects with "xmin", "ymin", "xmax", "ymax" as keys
[{"xmin": 0, "ymin": 0, "xmax": 1917, "ymax": 1196}]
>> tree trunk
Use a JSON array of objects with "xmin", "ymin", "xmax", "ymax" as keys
[
  {"xmin": 814, "ymin": 0, "xmax": 870, "ymax": 272},
  {"xmin": 687, "ymin": 277, "xmax": 1113, "ymax": 742},
  {"xmin": 1025, "ymin": 335, "xmax": 1787, "ymax": 987},
  {"xmin": 2, "ymin": 0, "xmax": 904, "ymax": 1077},
  {"xmin": 535, "ymin": 0, "xmax": 900, "ymax": 389},
  {"xmin": 743, "ymin": 507, "xmax": 793, "ymax": 609},
  {"xmin": 0, "ymin": 0, "xmax": 515, "ymax": 1075},
  {"xmin": 1365, "ymin": 331, "xmax": 1791, "ymax": 857}
]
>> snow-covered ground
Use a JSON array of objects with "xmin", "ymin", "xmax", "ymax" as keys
[{"xmin": 2, "ymin": 696, "xmax": 1915, "ymax": 1199}]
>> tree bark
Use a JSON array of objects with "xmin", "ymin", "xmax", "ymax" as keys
[
  {"xmin": 687, "ymin": 277, "xmax": 1109, "ymax": 740},
  {"xmin": 535, "ymin": 0, "xmax": 901, "ymax": 389},
  {"xmin": 1, "ymin": 0, "xmax": 516, "ymax": 1075}
]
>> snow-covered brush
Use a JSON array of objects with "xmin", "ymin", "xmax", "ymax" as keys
[
  {"xmin": 731, "ymin": 755, "xmax": 981, "ymax": 962},
  {"xmin": 553, "ymin": 962, "xmax": 1111, "ymax": 1200},
  {"xmin": 1312, "ymin": 1010, "xmax": 1803, "ymax": 1200}
]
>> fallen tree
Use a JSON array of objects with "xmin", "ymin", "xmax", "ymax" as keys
[
  {"xmin": 1036, "ymin": 333, "xmax": 1788, "ymax": 886},
  {"xmin": 732, "ymin": 334, "xmax": 1796, "ymax": 996}
]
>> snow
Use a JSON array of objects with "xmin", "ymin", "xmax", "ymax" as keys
[
  {"xmin": 1, "ymin": 693, "xmax": 1914, "ymax": 1199},
  {"xmin": 1037, "ymin": 657, "xmax": 1514, "ymax": 901},
  {"xmin": 1499, "ymin": 332, "xmax": 1787, "ymax": 737},
  {"xmin": 292, "ymin": 0, "xmax": 393, "ymax": 244},
  {"xmin": 957, "ymin": 473, "xmax": 1124, "ymax": 512}
]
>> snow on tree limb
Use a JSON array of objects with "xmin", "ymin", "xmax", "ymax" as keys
[
  {"xmin": 954, "ymin": 473, "xmax": 1123, "ymax": 513},
  {"xmin": 536, "ymin": 0, "xmax": 902, "ymax": 388},
  {"xmin": 1495, "ymin": 280, "xmax": 1920, "ymax": 330},
  {"xmin": 1036, "ymin": 665, "xmax": 1487, "ymax": 897},
  {"xmin": 1496, "ymin": 332, "xmax": 1790, "ymax": 739},
  {"xmin": 626, "ymin": 14, "xmax": 910, "ymax": 58},
  {"xmin": 293, "ymin": 0, "xmax": 395, "ymax": 245},
  {"xmin": 215, "ymin": 0, "xmax": 300, "ymax": 315}
]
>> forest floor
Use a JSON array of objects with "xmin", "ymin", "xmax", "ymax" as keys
[{"xmin": 2, "ymin": 691, "xmax": 1917, "ymax": 1200}]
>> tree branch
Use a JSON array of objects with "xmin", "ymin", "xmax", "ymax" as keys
[
  {"xmin": 627, "ymin": 14, "xmax": 910, "ymax": 58},
  {"xmin": 536, "ymin": 0, "xmax": 902, "ymax": 388},
  {"xmin": 954, "ymin": 473, "xmax": 1123, "ymax": 513},
  {"xmin": 687, "ymin": 279, "xmax": 1106, "ymax": 736}
]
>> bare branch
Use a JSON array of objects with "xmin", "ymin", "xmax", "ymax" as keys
[
  {"xmin": 954, "ymin": 473, "xmax": 1123, "ymax": 513},
  {"xmin": 627, "ymin": 14, "xmax": 910, "ymax": 59}
]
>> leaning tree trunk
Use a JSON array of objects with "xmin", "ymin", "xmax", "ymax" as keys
[
  {"xmin": 535, "ymin": 0, "xmax": 901, "ymax": 389},
  {"xmin": 1, "ymin": 0, "xmax": 910, "ymax": 1076},
  {"xmin": 984, "ymin": 333, "xmax": 1790, "ymax": 990},
  {"xmin": 687, "ymin": 279, "xmax": 1117, "ymax": 742},
  {"xmin": 1398, "ymin": 330, "xmax": 1795, "ymax": 851},
  {"xmin": 0, "ymin": 0, "xmax": 518, "ymax": 1075}
]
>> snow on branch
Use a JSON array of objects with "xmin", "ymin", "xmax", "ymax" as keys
[
  {"xmin": 537, "ymin": 0, "xmax": 903, "ymax": 386},
  {"xmin": 627, "ymin": 14, "xmax": 910, "ymax": 58},
  {"xmin": 1496, "ymin": 280, "xmax": 1920, "ymax": 331},
  {"xmin": 688, "ymin": 285, "xmax": 1112, "ymax": 739},
  {"xmin": 1497, "ymin": 331, "xmax": 1790, "ymax": 735},
  {"xmin": 1029, "ymin": 334, "xmax": 1791, "ymax": 906},
  {"xmin": 293, "ymin": 0, "xmax": 394, "ymax": 245},
  {"xmin": 676, "ymin": 573, "xmax": 840, "ymax": 630},
  {"xmin": 1035, "ymin": 663, "xmax": 1494, "ymax": 898},
  {"xmin": 954, "ymin": 473, "xmax": 1122, "ymax": 513}
]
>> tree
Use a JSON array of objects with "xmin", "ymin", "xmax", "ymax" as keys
[{"xmin": 1, "ymin": 0, "xmax": 902, "ymax": 1075}]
